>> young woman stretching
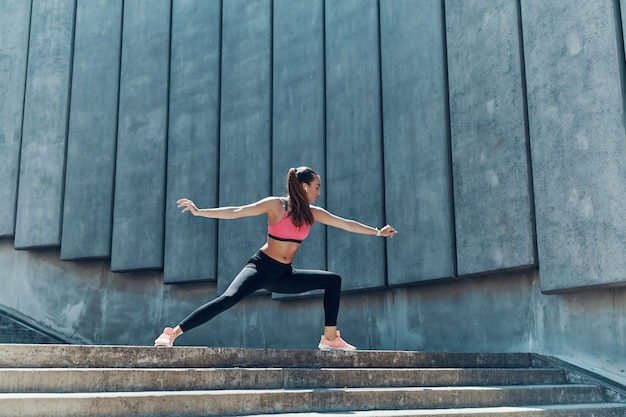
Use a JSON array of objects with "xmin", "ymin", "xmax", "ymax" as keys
[{"xmin": 154, "ymin": 166, "xmax": 397, "ymax": 350}]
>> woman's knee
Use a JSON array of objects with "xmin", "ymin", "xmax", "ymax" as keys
[
  {"xmin": 213, "ymin": 292, "xmax": 242, "ymax": 311},
  {"xmin": 329, "ymin": 272, "xmax": 342, "ymax": 289}
]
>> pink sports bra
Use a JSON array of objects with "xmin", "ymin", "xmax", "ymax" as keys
[{"xmin": 267, "ymin": 199, "xmax": 311, "ymax": 243}]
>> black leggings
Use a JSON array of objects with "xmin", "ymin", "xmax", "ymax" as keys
[{"xmin": 178, "ymin": 251, "xmax": 342, "ymax": 332}]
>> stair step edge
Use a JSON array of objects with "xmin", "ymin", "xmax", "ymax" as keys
[
  {"xmin": 0, "ymin": 344, "xmax": 536, "ymax": 369},
  {"xmin": 241, "ymin": 403, "xmax": 626, "ymax": 417}
]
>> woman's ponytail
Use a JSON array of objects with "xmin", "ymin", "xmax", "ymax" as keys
[{"xmin": 287, "ymin": 167, "xmax": 317, "ymax": 228}]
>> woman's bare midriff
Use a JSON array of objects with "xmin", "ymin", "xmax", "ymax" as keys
[{"xmin": 260, "ymin": 238, "xmax": 301, "ymax": 264}]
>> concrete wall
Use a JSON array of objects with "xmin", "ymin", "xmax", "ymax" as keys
[
  {"xmin": 0, "ymin": 0, "xmax": 31, "ymax": 238},
  {"xmin": 522, "ymin": 0, "xmax": 626, "ymax": 292},
  {"xmin": 447, "ymin": 0, "xmax": 535, "ymax": 276},
  {"xmin": 0, "ymin": 240, "xmax": 538, "ymax": 352},
  {"xmin": 2, "ymin": 239, "xmax": 626, "ymax": 385},
  {"xmin": 380, "ymin": 0, "xmax": 454, "ymax": 285},
  {"xmin": 14, "ymin": 0, "xmax": 75, "ymax": 249},
  {"xmin": 61, "ymin": 0, "xmax": 121, "ymax": 260},
  {"xmin": 2, "ymin": 0, "xmax": 626, "ymax": 383},
  {"xmin": 164, "ymin": 0, "xmax": 221, "ymax": 283}
]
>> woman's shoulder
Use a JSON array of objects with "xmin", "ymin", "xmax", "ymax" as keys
[
  {"xmin": 256, "ymin": 196, "xmax": 284, "ymax": 205},
  {"xmin": 309, "ymin": 205, "xmax": 330, "ymax": 217},
  {"xmin": 258, "ymin": 196, "xmax": 286, "ymax": 219}
]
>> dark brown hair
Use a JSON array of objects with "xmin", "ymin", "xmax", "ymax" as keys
[{"xmin": 287, "ymin": 167, "xmax": 318, "ymax": 227}]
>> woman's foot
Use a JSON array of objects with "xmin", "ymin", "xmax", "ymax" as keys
[
  {"xmin": 154, "ymin": 327, "xmax": 177, "ymax": 347},
  {"xmin": 318, "ymin": 330, "xmax": 356, "ymax": 351}
]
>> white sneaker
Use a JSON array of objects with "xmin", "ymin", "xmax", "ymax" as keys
[
  {"xmin": 318, "ymin": 330, "xmax": 356, "ymax": 351},
  {"xmin": 154, "ymin": 327, "xmax": 176, "ymax": 347}
]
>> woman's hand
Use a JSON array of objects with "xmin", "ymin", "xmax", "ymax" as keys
[
  {"xmin": 378, "ymin": 224, "xmax": 398, "ymax": 237},
  {"xmin": 177, "ymin": 198, "xmax": 199, "ymax": 215}
]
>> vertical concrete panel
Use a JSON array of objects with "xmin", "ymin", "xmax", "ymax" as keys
[
  {"xmin": 446, "ymin": 0, "xmax": 535, "ymax": 276},
  {"xmin": 621, "ymin": 0, "xmax": 626, "ymax": 48},
  {"xmin": 164, "ymin": 0, "xmax": 221, "ymax": 283},
  {"xmin": 111, "ymin": 0, "xmax": 170, "ymax": 271},
  {"xmin": 522, "ymin": 0, "xmax": 626, "ymax": 292},
  {"xmin": 272, "ymin": 0, "xmax": 326, "ymax": 274},
  {"xmin": 380, "ymin": 0, "xmax": 455, "ymax": 285},
  {"xmin": 325, "ymin": 0, "xmax": 386, "ymax": 291},
  {"xmin": 0, "ymin": 0, "xmax": 31, "ymax": 237},
  {"xmin": 15, "ymin": 0, "xmax": 75, "ymax": 249},
  {"xmin": 218, "ymin": 0, "xmax": 271, "ymax": 291},
  {"xmin": 61, "ymin": 0, "xmax": 122, "ymax": 260}
]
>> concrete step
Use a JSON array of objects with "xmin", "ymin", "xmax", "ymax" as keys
[
  {"xmin": 0, "ymin": 344, "xmax": 624, "ymax": 417},
  {"xmin": 243, "ymin": 403, "xmax": 626, "ymax": 416},
  {"xmin": 0, "ymin": 367, "xmax": 566, "ymax": 393},
  {"xmin": 0, "ymin": 344, "xmax": 535, "ymax": 368},
  {"xmin": 0, "ymin": 314, "xmax": 62, "ymax": 344},
  {"xmin": 0, "ymin": 384, "xmax": 611, "ymax": 417}
]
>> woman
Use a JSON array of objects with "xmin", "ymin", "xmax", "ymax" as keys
[{"xmin": 154, "ymin": 166, "xmax": 397, "ymax": 350}]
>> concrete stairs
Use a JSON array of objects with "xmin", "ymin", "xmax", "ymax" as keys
[
  {"xmin": 0, "ymin": 311, "xmax": 65, "ymax": 344},
  {"xmin": 0, "ymin": 344, "xmax": 625, "ymax": 416}
]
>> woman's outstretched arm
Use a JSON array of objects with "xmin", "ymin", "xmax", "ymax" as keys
[
  {"xmin": 311, "ymin": 206, "xmax": 397, "ymax": 237},
  {"xmin": 177, "ymin": 197, "xmax": 280, "ymax": 220}
]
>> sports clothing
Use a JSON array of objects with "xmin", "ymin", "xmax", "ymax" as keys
[
  {"xmin": 178, "ymin": 251, "xmax": 341, "ymax": 333},
  {"xmin": 267, "ymin": 199, "xmax": 311, "ymax": 243}
]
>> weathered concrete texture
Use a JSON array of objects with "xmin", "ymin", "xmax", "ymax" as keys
[
  {"xmin": 218, "ymin": 0, "xmax": 272, "ymax": 292},
  {"xmin": 111, "ymin": 0, "xmax": 170, "ymax": 271},
  {"xmin": 446, "ymin": 0, "xmax": 535, "ymax": 276},
  {"xmin": 392, "ymin": 269, "xmax": 535, "ymax": 353},
  {"xmin": 0, "ymin": 239, "xmax": 531, "ymax": 352},
  {"xmin": 61, "ymin": 0, "xmax": 122, "ymax": 260},
  {"xmin": 0, "ymin": 312, "xmax": 63, "ymax": 344},
  {"xmin": 621, "ymin": 0, "xmax": 626, "ymax": 48},
  {"xmin": 5, "ymin": 2, "xmax": 626, "ymax": 403},
  {"xmin": 0, "ymin": 386, "xmax": 614, "ymax": 417},
  {"xmin": 4, "ymin": 240, "xmax": 626, "ymax": 387},
  {"xmin": 0, "ymin": 366, "xmax": 563, "ymax": 392},
  {"xmin": 164, "ymin": 0, "xmax": 221, "ymax": 284},
  {"xmin": 271, "ymin": 0, "xmax": 326, "ymax": 274},
  {"xmin": 0, "ymin": 344, "xmax": 536, "ymax": 369},
  {"xmin": 536, "ymin": 284, "xmax": 626, "ymax": 382},
  {"xmin": 0, "ymin": 241, "xmax": 165, "ymax": 346},
  {"xmin": 522, "ymin": 0, "xmax": 626, "ymax": 292},
  {"xmin": 0, "ymin": 0, "xmax": 31, "ymax": 238},
  {"xmin": 325, "ymin": 0, "xmax": 386, "ymax": 291},
  {"xmin": 14, "ymin": 0, "xmax": 75, "ymax": 249},
  {"xmin": 380, "ymin": 0, "xmax": 455, "ymax": 285},
  {"xmin": 5, "ymin": 345, "xmax": 617, "ymax": 417}
]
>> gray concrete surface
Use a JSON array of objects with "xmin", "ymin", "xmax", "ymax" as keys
[
  {"xmin": 14, "ymin": 0, "xmax": 75, "ymax": 249},
  {"xmin": 446, "ymin": 0, "xmax": 535, "ymax": 276},
  {"xmin": 0, "ymin": 0, "xmax": 30, "ymax": 238},
  {"xmin": 0, "ymin": 367, "xmax": 565, "ymax": 392},
  {"xmin": 272, "ymin": 0, "xmax": 327, "ymax": 272},
  {"xmin": 5, "ymin": 0, "xmax": 625, "ymax": 290},
  {"xmin": 218, "ymin": 0, "xmax": 272, "ymax": 292},
  {"xmin": 325, "ymin": 0, "xmax": 386, "ymax": 291},
  {"xmin": 3, "ymin": 0, "xmax": 626, "ymax": 398},
  {"xmin": 0, "ymin": 313, "xmax": 61, "ymax": 344},
  {"xmin": 380, "ymin": 0, "xmax": 455, "ymax": 285},
  {"xmin": 0, "ymin": 344, "xmax": 620, "ymax": 417},
  {"xmin": 61, "ymin": 0, "xmax": 121, "ymax": 260},
  {"xmin": 2, "ymin": 239, "xmax": 626, "ymax": 385},
  {"xmin": 111, "ymin": 0, "xmax": 170, "ymax": 271},
  {"xmin": 164, "ymin": 0, "xmax": 221, "ymax": 283},
  {"xmin": 0, "ymin": 343, "xmax": 536, "ymax": 369},
  {"xmin": 522, "ymin": 0, "xmax": 626, "ymax": 292}
]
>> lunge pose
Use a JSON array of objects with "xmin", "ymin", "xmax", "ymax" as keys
[{"xmin": 154, "ymin": 166, "xmax": 397, "ymax": 350}]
